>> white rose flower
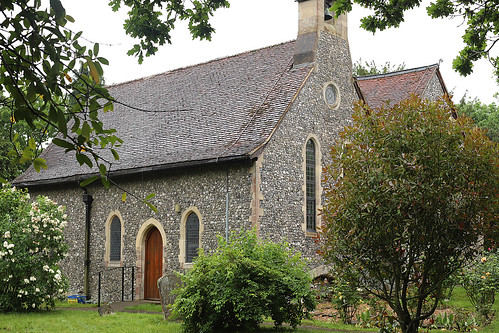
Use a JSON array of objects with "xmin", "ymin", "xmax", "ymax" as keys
[
  {"xmin": 3, "ymin": 231, "xmax": 10, "ymax": 238},
  {"xmin": 36, "ymin": 288, "xmax": 40, "ymax": 292},
  {"xmin": 24, "ymin": 278, "xmax": 29, "ymax": 283},
  {"xmin": 30, "ymin": 276, "xmax": 36, "ymax": 281}
]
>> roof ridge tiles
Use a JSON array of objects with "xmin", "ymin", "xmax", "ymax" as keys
[
  {"xmin": 106, "ymin": 40, "xmax": 297, "ymax": 88},
  {"xmin": 355, "ymin": 63, "xmax": 439, "ymax": 81}
]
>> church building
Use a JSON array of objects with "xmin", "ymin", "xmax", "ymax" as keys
[{"xmin": 14, "ymin": 0, "xmax": 449, "ymax": 302}]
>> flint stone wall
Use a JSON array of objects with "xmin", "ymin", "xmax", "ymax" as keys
[
  {"xmin": 258, "ymin": 32, "xmax": 355, "ymax": 263},
  {"xmin": 29, "ymin": 162, "xmax": 253, "ymax": 302}
]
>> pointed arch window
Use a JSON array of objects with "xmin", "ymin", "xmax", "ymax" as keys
[
  {"xmin": 105, "ymin": 211, "xmax": 124, "ymax": 267},
  {"xmin": 306, "ymin": 139, "xmax": 317, "ymax": 232},
  {"xmin": 110, "ymin": 216, "xmax": 122, "ymax": 261},
  {"xmin": 185, "ymin": 212, "xmax": 200, "ymax": 263}
]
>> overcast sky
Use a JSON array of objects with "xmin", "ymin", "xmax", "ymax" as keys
[{"xmin": 64, "ymin": 0, "xmax": 498, "ymax": 104}]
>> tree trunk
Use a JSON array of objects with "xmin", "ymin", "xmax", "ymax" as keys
[{"xmin": 400, "ymin": 318, "xmax": 420, "ymax": 333}]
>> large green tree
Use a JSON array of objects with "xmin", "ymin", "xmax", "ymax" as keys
[
  {"xmin": 456, "ymin": 95, "xmax": 499, "ymax": 143},
  {"xmin": 0, "ymin": 0, "xmax": 228, "ymax": 185},
  {"xmin": 0, "ymin": 0, "xmax": 229, "ymax": 213},
  {"xmin": 319, "ymin": 96, "xmax": 498, "ymax": 333},
  {"xmin": 1, "ymin": 0, "xmax": 120, "ymax": 183},
  {"xmin": 109, "ymin": 0, "xmax": 229, "ymax": 63},
  {"xmin": 332, "ymin": 0, "xmax": 499, "ymax": 81}
]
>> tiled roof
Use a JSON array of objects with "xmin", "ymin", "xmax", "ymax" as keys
[
  {"xmin": 15, "ymin": 41, "xmax": 313, "ymax": 186},
  {"xmin": 355, "ymin": 64, "xmax": 440, "ymax": 109}
]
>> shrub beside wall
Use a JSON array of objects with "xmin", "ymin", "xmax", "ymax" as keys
[
  {"xmin": 0, "ymin": 185, "xmax": 68, "ymax": 312},
  {"xmin": 172, "ymin": 230, "xmax": 316, "ymax": 332}
]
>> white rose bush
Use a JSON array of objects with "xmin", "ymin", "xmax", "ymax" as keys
[{"xmin": 0, "ymin": 185, "xmax": 68, "ymax": 311}]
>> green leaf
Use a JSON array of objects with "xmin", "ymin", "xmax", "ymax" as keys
[
  {"xmin": 33, "ymin": 158, "xmax": 48, "ymax": 172},
  {"xmin": 111, "ymin": 149, "xmax": 120, "ymax": 160},
  {"xmin": 80, "ymin": 175, "xmax": 100, "ymax": 187},
  {"xmin": 20, "ymin": 147, "xmax": 33, "ymax": 163},
  {"xmin": 86, "ymin": 57, "xmax": 100, "ymax": 84},
  {"xmin": 28, "ymin": 137, "xmax": 36, "ymax": 150},
  {"xmin": 103, "ymin": 101, "xmax": 114, "ymax": 113},
  {"xmin": 101, "ymin": 176, "xmax": 111, "ymax": 188},
  {"xmin": 145, "ymin": 193, "xmax": 156, "ymax": 201},
  {"xmin": 81, "ymin": 121, "xmax": 91, "ymax": 140},
  {"xmin": 76, "ymin": 153, "xmax": 93, "ymax": 168},
  {"xmin": 99, "ymin": 163, "xmax": 107, "ymax": 176},
  {"xmin": 50, "ymin": 0, "xmax": 66, "ymax": 20},
  {"xmin": 73, "ymin": 31, "xmax": 82, "ymax": 41},
  {"xmin": 93, "ymin": 43, "xmax": 100, "ymax": 57},
  {"xmin": 0, "ymin": 177, "xmax": 7, "ymax": 184},
  {"xmin": 97, "ymin": 57, "xmax": 109, "ymax": 66},
  {"xmin": 144, "ymin": 200, "xmax": 158, "ymax": 213},
  {"xmin": 57, "ymin": 109, "xmax": 67, "ymax": 137},
  {"xmin": 52, "ymin": 138, "xmax": 75, "ymax": 151},
  {"xmin": 122, "ymin": 192, "xmax": 127, "ymax": 202}
]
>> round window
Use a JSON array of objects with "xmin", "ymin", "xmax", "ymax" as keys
[{"xmin": 324, "ymin": 83, "xmax": 340, "ymax": 109}]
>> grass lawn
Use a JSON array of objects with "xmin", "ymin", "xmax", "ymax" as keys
[
  {"xmin": 0, "ymin": 288, "xmax": 497, "ymax": 332},
  {"xmin": 0, "ymin": 310, "xmax": 180, "ymax": 333},
  {"xmin": 0, "ymin": 310, "xmax": 354, "ymax": 333},
  {"xmin": 123, "ymin": 303, "xmax": 162, "ymax": 312},
  {"xmin": 446, "ymin": 288, "xmax": 499, "ymax": 333}
]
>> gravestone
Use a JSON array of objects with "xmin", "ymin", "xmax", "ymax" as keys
[
  {"xmin": 98, "ymin": 303, "xmax": 114, "ymax": 316},
  {"xmin": 157, "ymin": 273, "xmax": 181, "ymax": 319}
]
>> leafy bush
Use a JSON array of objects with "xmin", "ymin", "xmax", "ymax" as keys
[
  {"xmin": 320, "ymin": 96, "xmax": 498, "ymax": 333},
  {"xmin": 172, "ymin": 229, "xmax": 316, "ymax": 332},
  {"xmin": 0, "ymin": 185, "xmax": 68, "ymax": 312},
  {"xmin": 329, "ymin": 267, "xmax": 361, "ymax": 324},
  {"xmin": 459, "ymin": 250, "xmax": 499, "ymax": 321}
]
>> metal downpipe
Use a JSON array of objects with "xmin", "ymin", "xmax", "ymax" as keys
[{"xmin": 82, "ymin": 188, "xmax": 93, "ymax": 299}]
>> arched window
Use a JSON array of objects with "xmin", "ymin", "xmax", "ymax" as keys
[
  {"xmin": 185, "ymin": 212, "xmax": 200, "ymax": 263},
  {"xmin": 306, "ymin": 139, "xmax": 316, "ymax": 232},
  {"xmin": 109, "ymin": 216, "xmax": 121, "ymax": 261}
]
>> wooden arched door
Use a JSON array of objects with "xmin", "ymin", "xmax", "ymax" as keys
[{"xmin": 144, "ymin": 227, "xmax": 162, "ymax": 300}]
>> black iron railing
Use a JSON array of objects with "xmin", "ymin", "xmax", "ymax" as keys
[{"xmin": 96, "ymin": 266, "xmax": 136, "ymax": 307}]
